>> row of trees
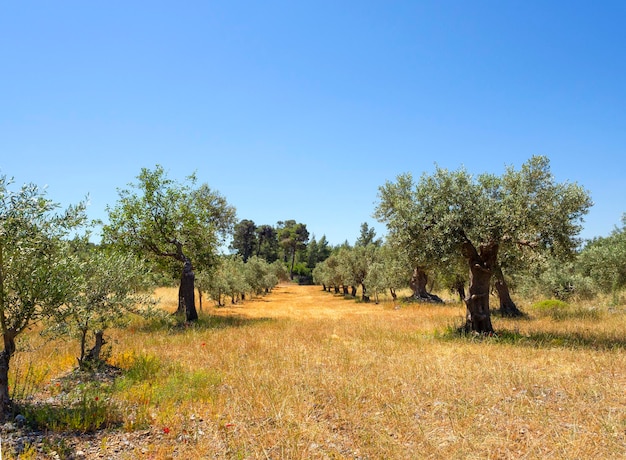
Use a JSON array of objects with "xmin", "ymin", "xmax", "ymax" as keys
[
  {"xmin": 1, "ymin": 156, "xmax": 623, "ymax": 420},
  {"xmin": 99, "ymin": 157, "xmax": 614, "ymax": 338},
  {"xmin": 317, "ymin": 157, "xmax": 602, "ymax": 336},
  {"xmin": 0, "ymin": 164, "xmax": 391, "ymax": 418},
  {"xmin": 197, "ymin": 255, "xmax": 288, "ymax": 307}
]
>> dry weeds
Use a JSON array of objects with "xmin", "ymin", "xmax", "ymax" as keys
[{"xmin": 6, "ymin": 284, "xmax": 626, "ymax": 459}]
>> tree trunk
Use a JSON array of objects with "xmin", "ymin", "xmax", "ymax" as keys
[
  {"xmin": 198, "ymin": 287, "xmax": 203, "ymax": 312},
  {"xmin": 409, "ymin": 267, "xmax": 443, "ymax": 303},
  {"xmin": 361, "ymin": 283, "xmax": 370, "ymax": 302},
  {"xmin": 390, "ymin": 287, "xmax": 397, "ymax": 301},
  {"xmin": 179, "ymin": 258, "xmax": 198, "ymax": 321},
  {"xmin": 290, "ymin": 250, "xmax": 296, "ymax": 280},
  {"xmin": 453, "ymin": 277, "xmax": 466, "ymax": 303},
  {"xmin": 334, "ymin": 285, "xmax": 340, "ymax": 294},
  {"xmin": 342, "ymin": 285, "xmax": 349, "ymax": 295},
  {"xmin": 82, "ymin": 330, "xmax": 106, "ymax": 368},
  {"xmin": 79, "ymin": 328, "xmax": 88, "ymax": 365},
  {"xmin": 0, "ymin": 351, "xmax": 11, "ymax": 419},
  {"xmin": 350, "ymin": 286, "xmax": 357, "ymax": 297},
  {"xmin": 461, "ymin": 241, "xmax": 496, "ymax": 334},
  {"xmin": 0, "ymin": 331, "xmax": 17, "ymax": 420},
  {"xmin": 494, "ymin": 268, "xmax": 524, "ymax": 317}
]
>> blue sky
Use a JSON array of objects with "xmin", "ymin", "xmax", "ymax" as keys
[{"xmin": 1, "ymin": 1, "xmax": 625, "ymax": 246}]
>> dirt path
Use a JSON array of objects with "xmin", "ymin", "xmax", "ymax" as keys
[{"xmin": 208, "ymin": 284, "xmax": 395, "ymax": 320}]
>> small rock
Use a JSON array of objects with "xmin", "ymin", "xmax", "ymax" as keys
[
  {"xmin": 14, "ymin": 414, "xmax": 26, "ymax": 427},
  {"xmin": 3, "ymin": 422, "xmax": 17, "ymax": 432}
]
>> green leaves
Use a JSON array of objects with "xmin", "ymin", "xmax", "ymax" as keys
[
  {"xmin": 375, "ymin": 156, "xmax": 592, "ymax": 279},
  {"xmin": 46, "ymin": 244, "xmax": 157, "ymax": 365},
  {"xmin": 103, "ymin": 165, "xmax": 237, "ymax": 273},
  {"xmin": 0, "ymin": 175, "xmax": 87, "ymax": 335}
]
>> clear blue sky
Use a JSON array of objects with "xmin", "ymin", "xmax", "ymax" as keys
[{"xmin": 2, "ymin": 1, "xmax": 625, "ymax": 246}]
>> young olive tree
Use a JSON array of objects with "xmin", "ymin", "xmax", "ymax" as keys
[
  {"xmin": 244, "ymin": 256, "xmax": 278, "ymax": 296},
  {"xmin": 48, "ymin": 245, "xmax": 157, "ymax": 369},
  {"xmin": 375, "ymin": 156, "xmax": 591, "ymax": 333},
  {"xmin": 369, "ymin": 242, "xmax": 412, "ymax": 302},
  {"xmin": 0, "ymin": 176, "xmax": 85, "ymax": 417},
  {"xmin": 103, "ymin": 166, "xmax": 236, "ymax": 321}
]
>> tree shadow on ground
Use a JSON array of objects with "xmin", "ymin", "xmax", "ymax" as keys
[
  {"xmin": 137, "ymin": 313, "xmax": 277, "ymax": 334},
  {"xmin": 495, "ymin": 328, "xmax": 626, "ymax": 350},
  {"xmin": 445, "ymin": 327, "xmax": 626, "ymax": 351}
]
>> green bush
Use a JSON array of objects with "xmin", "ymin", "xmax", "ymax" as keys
[{"xmin": 531, "ymin": 299, "xmax": 602, "ymax": 321}]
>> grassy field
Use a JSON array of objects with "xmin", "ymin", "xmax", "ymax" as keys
[{"xmin": 7, "ymin": 284, "xmax": 626, "ymax": 459}]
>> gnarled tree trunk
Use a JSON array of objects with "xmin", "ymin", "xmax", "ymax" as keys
[
  {"xmin": 409, "ymin": 267, "xmax": 443, "ymax": 303},
  {"xmin": 493, "ymin": 267, "xmax": 524, "ymax": 317},
  {"xmin": 461, "ymin": 241, "xmax": 496, "ymax": 334},
  {"xmin": 81, "ymin": 330, "xmax": 106, "ymax": 368},
  {"xmin": 177, "ymin": 257, "xmax": 198, "ymax": 321}
]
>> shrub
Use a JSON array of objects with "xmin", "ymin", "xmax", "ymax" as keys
[{"xmin": 531, "ymin": 299, "xmax": 602, "ymax": 321}]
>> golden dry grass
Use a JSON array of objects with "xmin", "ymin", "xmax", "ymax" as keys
[{"xmin": 11, "ymin": 284, "xmax": 626, "ymax": 459}]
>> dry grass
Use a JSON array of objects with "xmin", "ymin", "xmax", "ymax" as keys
[{"xmin": 10, "ymin": 284, "xmax": 626, "ymax": 459}]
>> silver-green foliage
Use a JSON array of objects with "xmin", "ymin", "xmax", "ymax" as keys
[
  {"xmin": 578, "ymin": 215, "xmax": 626, "ymax": 300},
  {"xmin": 47, "ymin": 244, "xmax": 158, "ymax": 367},
  {"xmin": 0, "ymin": 176, "xmax": 86, "ymax": 414},
  {"xmin": 375, "ymin": 156, "xmax": 592, "ymax": 293}
]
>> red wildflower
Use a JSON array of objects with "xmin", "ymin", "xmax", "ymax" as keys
[{"xmin": 163, "ymin": 427, "xmax": 171, "ymax": 434}]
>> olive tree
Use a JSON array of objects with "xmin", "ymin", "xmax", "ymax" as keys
[
  {"xmin": 243, "ymin": 256, "xmax": 278, "ymax": 296},
  {"xmin": 375, "ymin": 156, "xmax": 591, "ymax": 333},
  {"xmin": 313, "ymin": 254, "xmax": 343, "ymax": 293},
  {"xmin": 103, "ymin": 166, "xmax": 236, "ymax": 321},
  {"xmin": 374, "ymin": 174, "xmax": 443, "ymax": 303},
  {"xmin": 0, "ymin": 176, "xmax": 85, "ymax": 417},
  {"xmin": 367, "ymin": 242, "xmax": 412, "ymax": 302},
  {"xmin": 578, "ymin": 215, "xmax": 626, "ymax": 303},
  {"xmin": 48, "ymin": 245, "xmax": 157, "ymax": 369}
]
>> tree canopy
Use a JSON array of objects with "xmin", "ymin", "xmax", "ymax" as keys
[
  {"xmin": 103, "ymin": 165, "xmax": 236, "ymax": 321},
  {"xmin": 375, "ymin": 156, "xmax": 592, "ymax": 332},
  {"xmin": 0, "ymin": 176, "xmax": 86, "ymax": 417}
]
